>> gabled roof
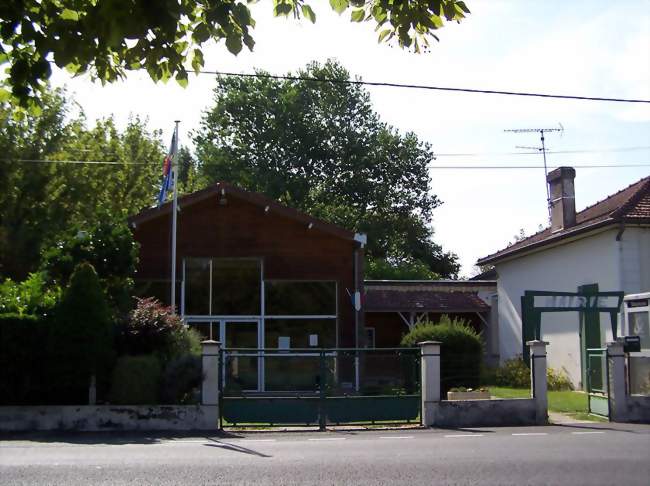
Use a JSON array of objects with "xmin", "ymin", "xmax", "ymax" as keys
[
  {"xmin": 478, "ymin": 175, "xmax": 650, "ymax": 265},
  {"xmin": 129, "ymin": 182, "xmax": 359, "ymax": 243}
]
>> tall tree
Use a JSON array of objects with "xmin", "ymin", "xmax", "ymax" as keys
[
  {"xmin": 0, "ymin": 1, "xmax": 470, "ymax": 110},
  {"xmin": 194, "ymin": 60, "xmax": 459, "ymax": 277},
  {"xmin": 0, "ymin": 87, "xmax": 163, "ymax": 279}
]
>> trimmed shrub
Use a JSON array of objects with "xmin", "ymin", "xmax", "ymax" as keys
[
  {"xmin": 108, "ymin": 355, "xmax": 162, "ymax": 405},
  {"xmin": 117, "ymin": 297, "xmax": 201, "ymax": 364},
  {"xmin": 50, "ymin": 262, "xmax": 115, "ymax": 403},
  {"xmin": 160, "ymin": 355, "xmax": 203, "ymax": 404},
  {"xmin": 401, "ymin": 315, "xmax": 483, "ymax": 393}
]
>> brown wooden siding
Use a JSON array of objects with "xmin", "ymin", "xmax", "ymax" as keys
[{"xmin": 133, "ymin": 194, "xmax": 359, "ymax": 347}]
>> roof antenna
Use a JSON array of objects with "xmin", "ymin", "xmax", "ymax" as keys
[{"xmin": 504, "ymin": 123, "xmax": 564, "ymax": 222}]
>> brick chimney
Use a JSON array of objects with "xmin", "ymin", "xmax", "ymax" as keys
[{"xmin": 546, "ymin": 166, "xmax": 576, "ymax": 233}]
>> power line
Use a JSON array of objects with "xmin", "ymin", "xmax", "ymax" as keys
[
  {"xmin": 198, "ymin": 70, "xmax": 650, "ymax": 103},
  {"xmin": 427, "ymin": 164, "xmax": 650, "ymax": 169},
  {"xmin": 434, "ymin": 146, "xmax": 650, "ymax": 157},
  {"xmin": 3, "ymin": 158, "xmax": 649, "ymax": 170}
]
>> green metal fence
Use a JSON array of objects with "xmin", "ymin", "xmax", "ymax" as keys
[
  {"xmin": 586, "ymin": 348, "xmax": 609, "ymax": 418},
  {"xmin": 219, "ymin": 348, "xmax": 421, "ymax": 428}
]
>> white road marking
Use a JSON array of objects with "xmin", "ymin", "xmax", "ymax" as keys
[
  {"xmin": 444, "ymin": 434, "xmax": 484, "ymax": 438},
  {"xmin": 379, "ymin": 436, "xmax": 414, "ymax": 439},
  {"xmin": 571, "ymin": 431, "xmax": 605, "ymax": 435},
  {"xmin": 512, "ymin": 433, "xmax": 548, "ymax": 436},
  {"xmin": 308, "ymin": 438, "xmax": 346, "ymax": 441}
]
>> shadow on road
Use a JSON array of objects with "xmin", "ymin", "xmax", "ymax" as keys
[
  {"xmin": 203, "ymin": 437, "xmax": 271, "ymax": 457},
  {"xmin": 0, "ymin": 430, "xmax": 244, "ymax": 445}
]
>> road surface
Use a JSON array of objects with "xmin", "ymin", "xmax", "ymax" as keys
[{"xmin": 1, "ymin": 422, "xmax": 649, "ymax": 485}]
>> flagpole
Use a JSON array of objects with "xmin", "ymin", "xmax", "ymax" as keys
[{"xmin": 170, "ymin": 120, "xmax": 180, "ymax": 313}]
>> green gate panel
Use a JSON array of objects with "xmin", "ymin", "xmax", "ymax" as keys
[
  {"xmin": 579, "ymin": 284, "xmax": 601, "ymax": 388},
  {"xmin": 222, "ymin": 397, "xmax": 319, "ymax": 425},
  {"xmin": 589, "ymin": 395, "xmax": 609, "ymax": 417},
  {"xmin": 325, "ymin": 395, "xmax": 420, "ymax": 424}
]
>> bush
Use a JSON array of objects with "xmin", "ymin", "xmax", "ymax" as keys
[
  {"xmin": 401, "ymin": 315, "xmax": 483, "ymax": 393},
  {"xmin": 0, "ymin": 272, "xmax": 61, "ymax": 316},
  {"xmin": 50, "ymin": 262, "xmax": 115, "ymax": 403},
  {"xmin": 117, "ymin": 297, "xmax": 201, "ymax": 364},
  {"xmin": 493, "ymin": 356, "xmax": 574, "ymax": 391},
  {"xmin": 547, "ymin": 367, "xmax": 573, "ymax": 391},
  {"xmin": 495, "ymin": 357, "xmax": 530, "ymax": 388},
  {"xmin": 160, "ymin": 355, "xmax": 203, "ymax": 404},
  {"xmin": 108, "ymin": 355, "xmax": 162, "ymax": 404}
]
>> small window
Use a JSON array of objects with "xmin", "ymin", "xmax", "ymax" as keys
[{"xmin": 365, "ymin": 327, "xmax": 376, "ymax": 348}]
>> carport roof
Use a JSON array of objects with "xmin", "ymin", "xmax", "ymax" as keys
[{"xmin": 364, "ymin": 287, "xmax": 490, "ymax": 313}]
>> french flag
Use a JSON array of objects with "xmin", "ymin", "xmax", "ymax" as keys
[{"xmin": 157, "ymin": 133, "xmax": 177, "ymax": 207}]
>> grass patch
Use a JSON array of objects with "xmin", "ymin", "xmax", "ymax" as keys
[{"xmin": 489, "ymin": 387, "xmax": 606, "ymax": 422}]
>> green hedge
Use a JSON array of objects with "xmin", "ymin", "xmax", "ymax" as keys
[
  {"xmin": 0, "ymin": 313, "xmax": 52, "ymax": 405},
  {"xmin": 108, "ymin": 355, "xmax": 162, "ymax": 405},
  {"xmin": 401, "ymin": 316, "xmax": 483, "ymax": 394}
]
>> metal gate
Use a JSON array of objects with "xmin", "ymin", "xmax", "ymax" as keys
[
  {"xmin": 219, "ymin": 348, "xmax": 421, "ymax": 428},
  {"xmin": 586, "ymin": 348, "xmax": 609, "ymax": 418}
]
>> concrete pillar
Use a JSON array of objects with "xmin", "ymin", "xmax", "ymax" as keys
[
  {"xmin": 607, "ymin": 340, "xmax": 627, "ymax": 422},
  {"xmin": 419, "ymin": 341, "xmax": 441, "ymax": 427},
  {"xmin": 201, "ymin": 340, "xmax": 221, "ymax": 406},
  {"xmin": 527, "ymin": 340, "xmax": 549, "ymax": 425}
]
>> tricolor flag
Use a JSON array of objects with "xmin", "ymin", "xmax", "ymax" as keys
[{"xmin": 157, "ymin": 133, "xmax": 177, "ymax": 207}]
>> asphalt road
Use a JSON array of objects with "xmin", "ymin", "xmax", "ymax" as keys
[{"xmin": 1, "ymin": 422, "xmax": 649, "ymax": 486}]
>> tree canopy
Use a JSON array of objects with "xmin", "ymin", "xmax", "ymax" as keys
[
  {"xmin": 0, "ymin": 88, "xmax": 163, "ymax": 279},
  {"xmin": 194, "ymin": 60, "xmax": 459, "ymax": 277},
  {"xmin": 0, "ymin": 1, "xmax": 470, "ymax": 110}
]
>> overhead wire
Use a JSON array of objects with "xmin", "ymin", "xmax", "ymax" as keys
[{"xmin": 197, "ymin": 70, "xmax": 650, "ymax": 104}]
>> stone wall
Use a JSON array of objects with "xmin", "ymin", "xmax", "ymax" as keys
[
  {"xmin": 433, "ymin": 398, "xmax": 537, "ymax": 428},
  {"xmin": 0, "ymin": 405, "xmax": 218, "ymax": 432},
  {"xmin": 625, "ymin": 396, "xmax": 650, "ymax": 424}
]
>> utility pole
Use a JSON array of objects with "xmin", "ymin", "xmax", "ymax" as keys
[
  {"xmin": 505, "ymin": 124, "xmax": 564, "ymax": 222},
  {"xmin": 171, "ymin": 120, "xmax": 180, "ymax": 313}
]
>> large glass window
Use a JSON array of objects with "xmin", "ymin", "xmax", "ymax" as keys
[
  {"xmin": 264, "ymin": 281, "xmax": 336, "ymax": 316},
  {"xmin": 264, "ymin": 319, "xmax": 336, "ymax": 349},
  {"xmin": 185, "ymin": 258, "xmax": 210, "ymax": 315},
  {"xmin": 629, "ymin": 312, "xmax": 650, "ymax": 349},
  {"xmin": 184, "ymin": 258, "xmax": 261, "ymax": 316},
  {"xmin": 213, "ymin": 259, "xmax": 260, "ymax": 315}
]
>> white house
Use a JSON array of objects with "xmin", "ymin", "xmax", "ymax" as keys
[{"xmin": 478, "ymin": 168, "xmax": 650, "ymax": 388}]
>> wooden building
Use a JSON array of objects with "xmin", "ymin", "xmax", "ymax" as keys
[{"xmin": 129, "ymin": 182, "xmax": 366, "ymax": 390}]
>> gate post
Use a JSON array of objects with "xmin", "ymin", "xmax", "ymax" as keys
[
  {"xmin": 606, "ymin": 340, "xmax": 627, "ymax": 422},
  {"xmin": 527, "ymin": 340, "xmax": 549, "ymax": 425},
  {"xmin": 200, "ymin": 340, "xmax": 221, "ymax": 429},
  {"xmin": 419, "ymin": 341, "xmax": 441, "ymax": 427}
]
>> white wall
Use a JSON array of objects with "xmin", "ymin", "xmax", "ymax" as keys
[
  {"xmin": 495, "ymin": 228, "xmax": 621, "ymax": 388},
  {"xmin": 620, "ymin": 226, "xmax": 650, "ymax": 294}
]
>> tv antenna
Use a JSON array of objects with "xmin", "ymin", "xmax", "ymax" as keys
[{"xmin": 504, "ymin": 123, "xmax": 564, "ymax": 221}]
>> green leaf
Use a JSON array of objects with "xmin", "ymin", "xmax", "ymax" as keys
[
  {"xmin": 350, "ymin": 8, "xmax": 365, "ymax": 22},
  {"xmin": 225, "ymin": 34, "xmax": 243, "ymax": 55},
  {"xmin": 329, "ymin": 0, "xmax": 349, "ymax": 15},
  {"xmin": 301, "ymin": 4, "xmax": 316, "ymax": 23},
  {"xmin": 377, "ymin": 29, "xmax": 392, "ymax": 43},
  {"xmin": 60, "ymin": 9, "xmax": 80, "ymax": 21},
  {"xmin": 192, "ymin": 23, "xmax": 210, "ymax": 44},
  {"xmin": 0, "ymin": 87, "xmax": 10, "ymax": 102},
  {"xmin": 175, "ymin": 70, "xmax": 188, "ymax": 88}
]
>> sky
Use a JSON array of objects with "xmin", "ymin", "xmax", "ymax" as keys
[{"xmin": 50, "ymin": 0, "xmax": 650, "ymax": 277}]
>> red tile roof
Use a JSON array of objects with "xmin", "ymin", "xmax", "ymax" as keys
[
  {"xmin": 364, "ymin": 288, "xmax": 490, "ymax": 313},
  {"xmin": 478, "ymin": 175, "xmax": 650, "ymax": 265}
]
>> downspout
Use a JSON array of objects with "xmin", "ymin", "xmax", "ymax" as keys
[{"xmin": 615, "ymin": 222, "xmax": 625, "ymax": 294}]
